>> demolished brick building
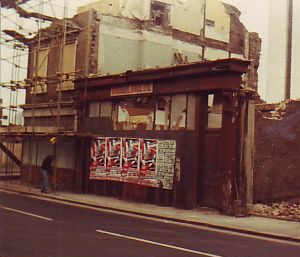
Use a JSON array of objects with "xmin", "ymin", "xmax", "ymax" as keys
[{"xmin": 1, "ymin": 0, "xmax": 261, "ymax": 214}]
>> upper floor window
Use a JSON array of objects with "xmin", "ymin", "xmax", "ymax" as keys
[
  {"xmin": 150, "ymin": 1, "xmax": 170, "ymax": 27},
  {"xmin": 30, "ymin": 47, "xmax": 49, "ymax": 94},
  {"xmin": 58, "ymin": 41, "xmax": 77, "ymax": 91}
]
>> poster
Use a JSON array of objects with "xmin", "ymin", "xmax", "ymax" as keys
[
  {"xmin": 156, "ymin": 140, "xmax": 177, "ymax": 189},
  {"xmin": 106, "ymin": 137, "xmax": 122, "ymax": 180},
  {"xmin": 140, "ymin": 139, "xmax": 157, "ymax": 176},
  {"xmin": 122, "ymin": 138, "xmax": 140, "ymax": 176},
  {"xmin": 90, "ymin": 137, "xmax": 176, "ymax": 189},
  {"xmin": 90, "ymin": 137, "xmax": 107, "ymax": 179},
  {"xmin": 138, "ymin": 139, "xmax": 158, "ymax": 187}
]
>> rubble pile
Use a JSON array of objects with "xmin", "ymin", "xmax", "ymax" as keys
[{"xmin": 251, "ymin": 200, "xmax": 300, "ymax": 221}]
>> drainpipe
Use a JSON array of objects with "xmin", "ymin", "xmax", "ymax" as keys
[{"xmin": 285, "ymin": 0, "xmax": 293, "ymax": 100}]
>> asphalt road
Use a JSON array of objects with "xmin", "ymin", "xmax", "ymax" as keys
[{"xmin": 0, "ymin": 190, "xmax": 299, "ymax": 257}]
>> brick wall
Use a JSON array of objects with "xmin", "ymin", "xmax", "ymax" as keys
[
  {"xmin": 247, "ymin": 32, "xmax": 261, "ymax": 92},
  {"xmin": 25, "ymin": 9, "xmax": 99, "ymax": 105},
  {"xmin": 254, "ymin": 101, "xmax": 300, "ymax": 202}
]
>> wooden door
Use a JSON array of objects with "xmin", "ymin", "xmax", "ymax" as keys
[{"xmin": 201, "ymin": 131, "xmax": 223, "ymax": 209}]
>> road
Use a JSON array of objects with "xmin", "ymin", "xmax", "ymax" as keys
[{"xmin": 0, "ymin": 190, "xmax": 299, "ymax": 257}]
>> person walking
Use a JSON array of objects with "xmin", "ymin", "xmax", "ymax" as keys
[{"xmin": 40, "ymin": 155, "xmax": 55, "ymax": 193}]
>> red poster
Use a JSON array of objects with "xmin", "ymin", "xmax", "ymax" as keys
[
  {"xmin": 140, "ymin": 139, "xmax": 157, "ymax": 178},
  {"xmin": 106, "ymin": 138, "xmax": 122, "ymax": 179},
  {"xmin": 90, "ymin": 137, "xmax": 107, "ymax": 179},
  {"xmin": 122, "ymin": 138, "xmax": 140, "ymax": 176}
]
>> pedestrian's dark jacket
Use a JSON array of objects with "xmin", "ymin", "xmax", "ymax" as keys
[{"xmin": 41, "ymin": 155, "xmax": 53, "ymax": 174}]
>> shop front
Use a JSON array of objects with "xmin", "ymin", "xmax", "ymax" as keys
[{"xmin": 75, "ymin": 59, "xmax": 254, "ymax": 214}]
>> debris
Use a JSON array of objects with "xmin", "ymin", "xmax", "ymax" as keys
[
  {"xmin": 250, "ymin": 199, "xmax": 300, "ymax": 221},
  {"xmin": 271, "ymin": 100, "xmax": 291, "ymax": 120}
]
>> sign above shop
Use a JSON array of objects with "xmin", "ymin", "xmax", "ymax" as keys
[{"xmin": 111, "ymin": 83, "xmax": 153, "ymax": 96}]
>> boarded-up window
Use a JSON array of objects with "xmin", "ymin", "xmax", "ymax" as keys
[
  {"xmin": 170, "ymin": 94, "xmax": 187, "ymax": 130},
  {"xmin": 31, "ymin": 47, "xmax": 48, "ymax": 94},
  {"xmin": 100, "ymin": 101, "xmax": 112, "ymax": 117},
  {"xmin": 59, "ymin": 42, "xmax": 76, "ymax": 91},
  {"xmin": 89, "ymin": 102, "xmax": 101, "ymax": 117},
  {"xmin": 207, "ymin": 93, "xmax": 222, "ymax": 128}
]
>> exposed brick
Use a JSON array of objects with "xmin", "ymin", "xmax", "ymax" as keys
[{"xmin": 254, "ymin": 101, "xmax": 300, "ymax": 202}]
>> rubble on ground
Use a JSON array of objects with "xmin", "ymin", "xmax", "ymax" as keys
[{"xmin": 250, "ymin": 200, "xmax": 300, "ymax": 221}]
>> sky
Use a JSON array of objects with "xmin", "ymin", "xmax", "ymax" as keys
[
  {"xmin": 221, "ymin": 0, "xmax": 269, "ymax": 98},
  {"xmin": 0, "ymin": 0, "xmax": 270, "ymax": 114}
]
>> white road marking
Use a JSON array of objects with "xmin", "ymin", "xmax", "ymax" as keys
[
  {"xmin": 1, "ymin": 189, "xmax": 298, "ymax": 246},
  {"xmin": 0, "ymin": 206, "xmax": 53, "ymax": 221},
  {"xmin": 96, "ymin": 229, "xmax": 224, "ymax": 257}
]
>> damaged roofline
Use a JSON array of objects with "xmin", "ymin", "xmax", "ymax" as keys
[{"xmin": 76, "ymin": 58, "xmax": 251, "ymax": 88}]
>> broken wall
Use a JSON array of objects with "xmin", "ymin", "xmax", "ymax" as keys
[
  {"xmin": 254, "ymin": 100, "xmax": 300, "ymax": 202},
  {"xmin": 170, "ymin": 0, "xmax": 205, "ymax": 36},
  {"xmin": 246, "ymin": 32, "xmax": 261, "ymax": 93},
  {"xmin": 78, "ymin": 0, "xmax": 230, "ymax": 40},
  {"xmin": 77, "ymin": 0, "xmax": 123, "ymax": 17},
  {"xmin": 98, "ymin": 15, "xmax": 202, "ymax": 75},
  {"xmin": 76, "ymin": 0, "xmax": 261, "ymax": 85},
  {"xmin": 205, "ymin": 0, "xmax": 230, "ymax": 43}
]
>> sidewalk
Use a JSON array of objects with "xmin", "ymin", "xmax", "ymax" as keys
[{"xmin": 1, "ymin": 180, "xmax": 299, "ymax": 243}]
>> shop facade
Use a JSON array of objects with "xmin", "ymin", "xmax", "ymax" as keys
[{"xmin": 75, "ymin": 59, "xmax": 254, "ymax": 214}]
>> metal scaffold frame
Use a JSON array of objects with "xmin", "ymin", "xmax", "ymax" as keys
[
  {"xmin": 0, "ymin": 0, "xmax": 90, "ymax": 191},
  {"xmin": 0, "ymin": 0, "xmax": 27, "ymax": 183}
]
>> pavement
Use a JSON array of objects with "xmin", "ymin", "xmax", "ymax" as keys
[{"xmin": 0, "ymin": 180, "xmax": 299, "ymax": 243}]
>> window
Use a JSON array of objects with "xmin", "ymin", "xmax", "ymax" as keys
[
  {"xmin": 58, "ymin": 42, "xmax": 76, "ymax": 91},
  {"xmin": 150, "ymin": 1, "xmax": 169, "ymax": 26},
  {"xmin": 170, "ymin": 94, "xmax": 187, "ymax": 130},
  {"xmin": 89, "ymin": 102, "xmax": 101, "ymax": 117},
  {"xmin": 88, "ymin": 101, "xmax": 112, "ymax": 118},
  {"xmin": 100, "ymin": 101, "xmax": 112, "ymax": 117},
  {"xmin": 207, "ymin": 93, "xmax": 223, "ymax": 129},
  {"xmin": 99, "ymin": 95, "xmax": 196, "ymax": 131},
  {"xmin": 154, "ymin": 96, "xmax": 171, "ymax": 130},
  {"xmin": 113, "ymin": 98, "xmax": 155, "ymax": 130},
  {"xmin": 31, "ymin": 47, "xmax": 48, "ymax": 94}
]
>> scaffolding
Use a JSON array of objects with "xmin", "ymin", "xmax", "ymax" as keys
[{"xmin": 0, "ymin": 0, "xmax": 89, "ymax": 190}]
